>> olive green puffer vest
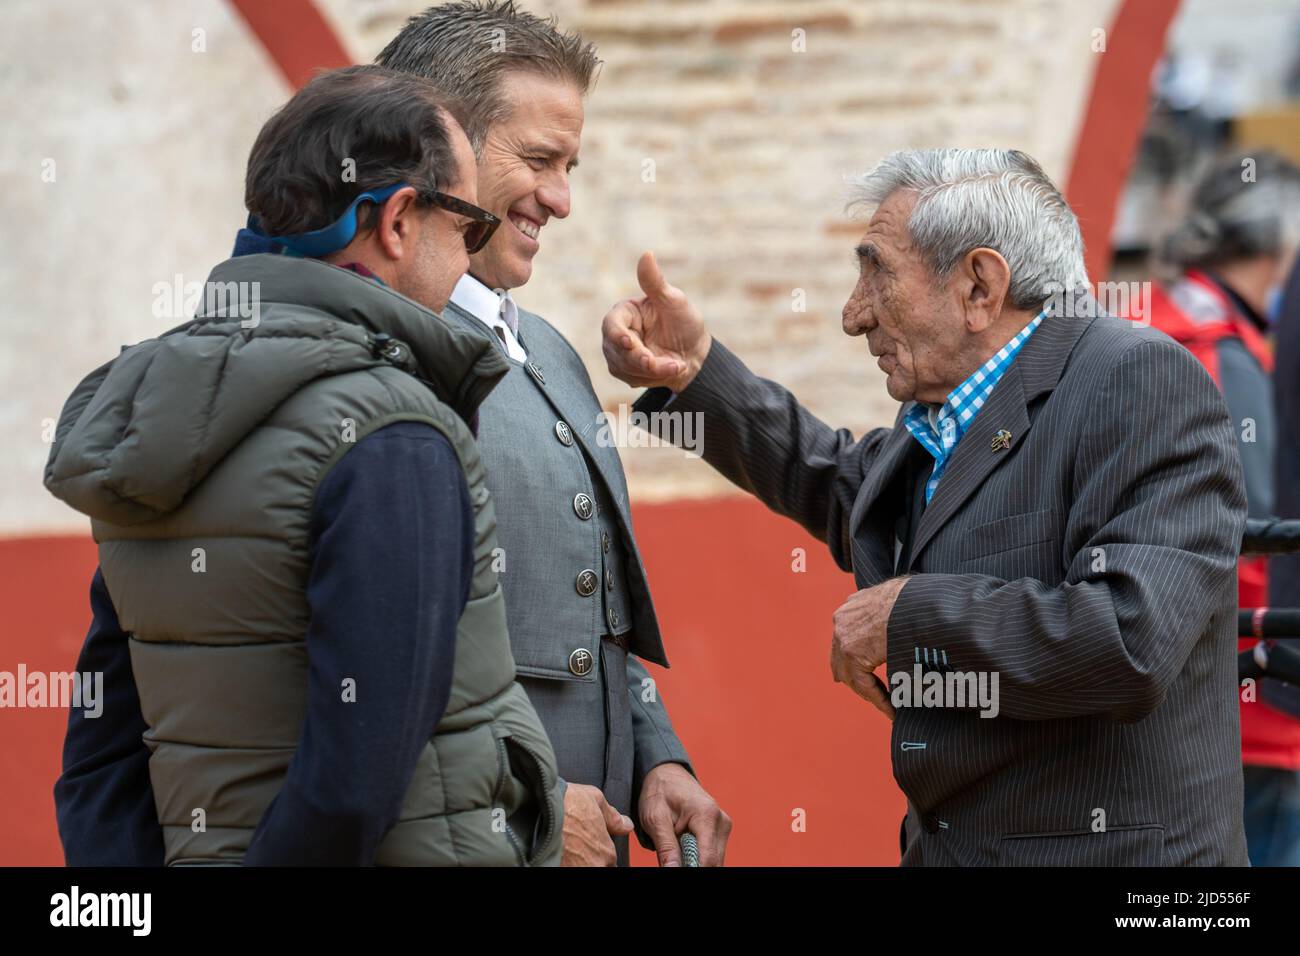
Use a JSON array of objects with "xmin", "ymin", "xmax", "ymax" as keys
[{"xmin": 44, "ymin": 255, "xmax": 563, "ymax": 866}]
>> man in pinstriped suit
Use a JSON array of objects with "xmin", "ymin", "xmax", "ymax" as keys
[{"xmin": 601, "ymin": 148, "xmax": 1251, "ymax": 865}]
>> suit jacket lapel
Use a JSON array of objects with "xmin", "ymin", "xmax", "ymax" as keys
[
  {"xmin": 443, "ymin": 299, "xmax": 503, "ymax": 353},
  {"xmin": 905, "ymin": 363, "xmax": 1030, "ymax": 570},
  {"xmin": 848, "ymin": 420, "xmax": 922, "ymax": 586},
  {"xmin": 445, "ymin": 300, "xmax": 629, "ymax": 500},
  {"xmin": 903, "ymin": 313, "xmax": 1095, "ymax": 571}
]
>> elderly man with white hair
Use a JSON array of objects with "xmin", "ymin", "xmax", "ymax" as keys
[{"xmin": 602, "ymin": 148, "xmax": 1251, "ymax": 866}]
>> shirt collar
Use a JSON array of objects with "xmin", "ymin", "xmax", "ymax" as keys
[
  {"xmin": 905, "ymin": 310, "xmax": 1045, "ymax": 460},
  {"xmin": 451, "ymin": 273, "xmax": 518, "ymax": 335},
  {"xmin": 333, "ymin": 262, "xmax": 385, "ymax": 285}
]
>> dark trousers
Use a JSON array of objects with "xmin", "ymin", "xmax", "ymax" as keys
[{"xmin": 1243, "ymin": 765, "xmax": 1300, "ymax": 866}]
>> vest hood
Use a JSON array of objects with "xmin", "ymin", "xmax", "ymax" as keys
[{"xmin": 44, "ymin": 255, "xmax": 508, "ymax": 526}]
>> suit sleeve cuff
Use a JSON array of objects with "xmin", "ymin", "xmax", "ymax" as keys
[
  {"xmin": 887, "ymin": 574, "xmax": 937, "ymax": 667},
  {"xmin": 632, "ymin": 339, "xmax": 741, "ymax": 422}
]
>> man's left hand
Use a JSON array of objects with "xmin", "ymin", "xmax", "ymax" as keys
[
  {"xmin": 638, "ymin": 763, "xmax": 732, "ymax": 867},
  {"xmin": 831, "ymin": 577, "xmax": 911, "ymax": 719}
]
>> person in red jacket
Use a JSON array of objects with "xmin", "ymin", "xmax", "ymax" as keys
[{"xmin": 1148, "ymin": 149, "xmax": 1300, "ymax": 865}]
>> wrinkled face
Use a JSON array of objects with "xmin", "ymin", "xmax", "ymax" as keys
[
  {"xmin": 401, "ymin": 118, "xmax": 479, "ymax": 312},
  {"xmin": 469, "ymin": 71, "xmax": 584, "ymax": 291},
  {"xmin": 841, "ymin": 190, "xmax": 965, "ymax": 404}
]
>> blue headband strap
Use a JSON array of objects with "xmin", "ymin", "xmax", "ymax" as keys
[{"xmin": 246, "ymin": 182, "xmax": 408, "ymax": 258}]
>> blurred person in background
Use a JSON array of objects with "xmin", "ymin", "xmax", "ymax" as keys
[{"xmin": 1148, "ymin": 149, "xmax": 1300, "ymax": 866}]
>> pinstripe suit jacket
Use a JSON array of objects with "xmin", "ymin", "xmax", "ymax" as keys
[{"xmin": 636, "ymin": 313, "xmax": 1250, "ymax": 865}]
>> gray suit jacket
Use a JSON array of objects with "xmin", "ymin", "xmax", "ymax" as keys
[
  {"xmin": 442, "ymin": 300, "xmax": 690, "ymax": 840},
  {"xmin": 637, "ymin": 313, "xmax": 1249, "ymax": 865}
]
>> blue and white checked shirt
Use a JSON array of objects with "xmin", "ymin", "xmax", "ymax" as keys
[{"xmin": 903, "ymin": 310, "xmax": 1045, "ymax": 503}]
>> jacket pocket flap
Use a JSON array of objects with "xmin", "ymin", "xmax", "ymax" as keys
[
  {"xmin": 998, "ymin": 824, "xmax": 1168, "ymax": 865},
  {"xmin": 961, "ymin": 508, "xmax": 1057, "ymax": 560}
]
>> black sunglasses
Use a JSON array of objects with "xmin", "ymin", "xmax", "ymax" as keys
[{"xmin": 427, "ymin": 191, "xmax": 501, "ymax": 254}]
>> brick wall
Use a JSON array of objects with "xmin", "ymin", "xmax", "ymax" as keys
[{"xmin": 6, "ymin": 0, "xmax": 1122, "ymax": 533}]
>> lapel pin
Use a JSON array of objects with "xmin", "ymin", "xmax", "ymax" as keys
[{"xmin": 990, "ymin": 429, "xmax": 1012, "ymax": 452}]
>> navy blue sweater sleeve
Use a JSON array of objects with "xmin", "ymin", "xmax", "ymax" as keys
[
  {"xmin": 54, "ymin": 569, "xmax": 165, "ymax": 866},
  {"xmin": 244, "ymin": 421, "xmax": 473, "ymax": 865}
]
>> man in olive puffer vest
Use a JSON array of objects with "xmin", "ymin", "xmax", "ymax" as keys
[{"xmin": 44, "ymin": 66, "xmax": 563, "ymax": 866}]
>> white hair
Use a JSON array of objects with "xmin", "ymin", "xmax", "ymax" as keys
[{"xmin": 847, "ymin": 148, "xmax": 1089, "ymax": 311}]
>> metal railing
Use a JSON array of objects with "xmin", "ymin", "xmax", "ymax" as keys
[{"xmin": 1238, "ymin": 518, "xmax": 1300, "ymax": 686}]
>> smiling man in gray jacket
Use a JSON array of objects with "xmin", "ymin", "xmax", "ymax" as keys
[{"xmin": 377, "ymin": 1, "xmax": 731, "ymax": 867}]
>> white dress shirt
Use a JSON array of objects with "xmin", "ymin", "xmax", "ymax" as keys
[{"xmin": 450, "ymin": 274, "xmax": 528, "ymax": 362}]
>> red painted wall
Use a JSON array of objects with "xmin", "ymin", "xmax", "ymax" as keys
[
  {"xmin": 0, "ymin": 537, "xmax": 101, "ymax": 866},
  {"xmin": 623, "ymin": 497, "xmax": 903, "ymax": 865}
]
